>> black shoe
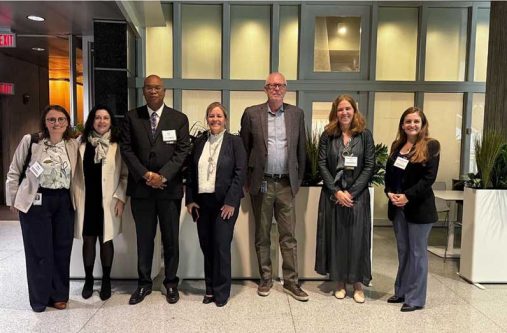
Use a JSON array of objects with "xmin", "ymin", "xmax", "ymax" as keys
[
  {"xmin": 215, "ymin": 298, "xmax": 228, "ymax": 307},
  {"xmin": 387, "ymin": 295, "xmax": 405, "ymax": 303},
  {"xmin": 129, "ymin": 287, "xmax": 152, "ymax": 305},
  {"xmin": 82, "ymin": 279, "xmax": 94, "ymax": 299},
  {"xmin": 202, "ymin": 295, "xmax": 215, "ymax": 304},
  {"xmin": 99, "ymin": 279, "xmax": 111, "ymax": 301},
  {"xmin": 166, "ymin": 287, "xmax": 180, "ymax": 304},
  {"xmin": 400, "ymin": 303, "xmax": 423, "ymax": 312}
]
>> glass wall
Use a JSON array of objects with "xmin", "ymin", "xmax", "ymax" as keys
[
  {"xmin": 474, "ymin": 8, "xmax": 490, "ymax": 82},
  {"xmin": 424, "ymin": 93, "xmax": 464, "ymax": 187},
  {"xmin": 230, "ymin": 5, "xmax": 270, "ymax": 79},
  {"xmin": 141, "ymin": 2, "xmax": 489, "ymax": 224},
  {"xmin": 146, "ymin": 3, "xmax": 172, "ymax": 78},
  {"xmin": 279, "ymin": 6, "xmax": 299, "ymax": 80},
  {"xmin": 182, "ymin": 90, "xmax": 222, "ymax": 133},
  {"xmin": 470, "ymin": 93, "xmax": 485, "ymax": 173},
  {"xmin": 376, "ymin": 7, "xmax": 418, "ymax": 81},
  {"xmin": 182, "ymin": 4, "xmax": 222, "ymax": 79},
  {"xmin": 373, "ymin": 93, "xmax": 415, "ymax": 221},
  {"xmin": 425, "ymin": 8, "xmax": 468, "ymax": 81},
  {"xmin": 314, "ymin": 16, "xmax": 361, "ymax": 72}
]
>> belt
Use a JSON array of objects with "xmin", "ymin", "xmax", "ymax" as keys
[{"xmin": 264, "ymin": 173, "xmax": 289, "ymax": 180}]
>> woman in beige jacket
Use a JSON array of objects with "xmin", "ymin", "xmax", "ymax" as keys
[
  {"xmin": 73, "ymin": 105, "xmax": 127, "ymax": 300},
  {"xmin": 6, "ymin": 105, "xmax": 79, "ymax": 312}
]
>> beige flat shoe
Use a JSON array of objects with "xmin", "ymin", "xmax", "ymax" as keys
[
  {"xmin": 334, "ymin": 289, "xmax": 346, "ymax": 299},
  {"xmin": 353, "ymin": 290, "xmax": 365, "ymax": 303}
]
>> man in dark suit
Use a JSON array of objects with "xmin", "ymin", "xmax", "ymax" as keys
[
  {"xmin": 120, "ymin": 74, "xmax": 190, "ymax": 305},
  {"xmin": 240, "ymin": 72, "xmax": 308, "ymax": 301}
]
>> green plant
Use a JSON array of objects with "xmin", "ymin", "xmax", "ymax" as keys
[
  {"xmin": 491, "ymin": 144, "xmax": 507, "ymax": 189},
  {"xmin": 302, "ymin": 130, "xmax": 322, "ymax": 186},
  {"xmin": 473, "ymin": 130, "xmax": 506, "ymax": 189},
  {"xmin": 372, "ymin": 143, "xmax": 388, "ymax": 186},
  {"xmin": 70, "ymin": 123, "xmax": 84, "ymax": 138}
]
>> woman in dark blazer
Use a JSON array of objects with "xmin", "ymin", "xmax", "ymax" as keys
[
  {"xmin": 186, "ymin": 102, "xmax": 247, "ymax": 307},
  {"xmin": 384, "ymin": 106, "xmax": 440, "ymax": 312},
  {"xmin": 315, "ymin": 95, "xmax": 375, "ymax": 304}
]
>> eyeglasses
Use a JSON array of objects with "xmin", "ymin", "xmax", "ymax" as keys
[
  {"xmin": 265, "ymin": 83, "xmax": 287, "ymax": 90},
  {"xmin": 46, "ymin": 117, "xmax": 67, "ymax": 124}
]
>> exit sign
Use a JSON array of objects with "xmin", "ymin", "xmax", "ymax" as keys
[
  {"xmin": 0, "ymin": 33, "xmax": 16, "ymax": 47},
  {"xmin": 0, "ymin": 83, "xmax": 15, "ymax": 95}
]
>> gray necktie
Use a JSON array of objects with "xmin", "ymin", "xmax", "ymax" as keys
[{"xmin": 150, "ymin": 112, "xmax": 158, "ymax": 137}]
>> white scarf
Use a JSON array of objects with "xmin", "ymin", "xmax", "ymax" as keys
[{"xmin": 88, "ymin": 130, "xmax": 111, "ymax": 164}]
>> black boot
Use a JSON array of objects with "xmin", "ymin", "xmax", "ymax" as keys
[
  {"xmin": 82, "ymin": 266, "xmax": 94, "ymax": 299},
  {"xmin": 99, "ymin": 266, "xmax": 112, "ymax": 300}
]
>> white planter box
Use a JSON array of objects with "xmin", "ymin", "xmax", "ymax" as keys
[{"xmin": 459, "ymin": 187, "xmax": 507, "ymax": 283}]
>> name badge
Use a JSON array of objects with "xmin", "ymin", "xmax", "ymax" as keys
[
  {"xmin": 29, "ymin": 162, "xmax": 44, "ymax": 177},
  {"xmin": 394, "ymin": 156, "xmax": 409, "ymax": 170},
  {"xmin": 162, "ymin": 130, "xmax": 177, "ymax": 143},
  {"xmin": 344, "ymin": 156, "xmax": 358, "ymax": 168},
  {"xmin": 260, "ymin": 180, "xmax": 268, "ymax": 193},
  {"xmin": 33, "ymin": 193, "xmax": 42, "ymax": 206}
]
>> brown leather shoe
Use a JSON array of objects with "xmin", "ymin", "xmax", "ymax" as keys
[{"xmin": 53, "ymin": 301, "xmax": 67, "ymax": 310}]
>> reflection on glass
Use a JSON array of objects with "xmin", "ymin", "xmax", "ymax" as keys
[
  {"xmin": 230, "ymin": 91, "xmax": 266, "ymax": 133},
  {"xmin": 163, "ymin": 89, "xmax": 173, "ymax": 108},
  {"xmin": 372, "ymin": 92, "xmax": 415, "ymax": 220},
  {"xmin": 425, "ymin": 8, "xmax": 467, "ymax": 81},
  {"xmin": 182, "ymin": 90, "xmax": 222, "ymax": 133},
  {"xmin": 311, "ymin": 102, "xmax": 332, "ymax": 133},
  {"xmin": 146, "ymin": 4, "xmax": 173, "ymax": 78},
  {"xmin": 182, "ymin": 5, "xmax": 221, "ymax": 79},
  {"xmin": 423, "ymin": 93, "xmax": 463, "ymax": 186},
  {"xmin": 474, "ymin": 9, "xmax": 490, "ymax": 82},
  {"xmin": 314, "ymin": 16, "xmax": 361, "ymax": 72},
  {"xmin": 231, "ymin": 6, "xmax": 270, "ymax": 79},
  {"xmin": 376, "ymin": 8, "xmax": 418, "ymax": 81},
  {"xmin": 470, "ymin": 93, "xmax": 485, "ymax": 173},
  {"xmin": 279, "ymin": 6, "xmax": 299, "ymax": 80}
]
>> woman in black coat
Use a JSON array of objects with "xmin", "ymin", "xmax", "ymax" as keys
[
  {"xmin": 185, "ymin": 102, "xmax": 247, "ymax": 307},
  {"xmin": 315, "ymin": 95, "xmax": 375, "ymax": 304},
  {"xmin": 384, "ymin": 107, "xmax": 440, "ymax": 312}
]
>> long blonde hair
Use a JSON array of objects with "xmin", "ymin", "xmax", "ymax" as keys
[
  {"xmin": 324, "ymin": 95, "xmax": 365, "ymax": 137},
  {"xmin": 390, "ymin": 107, "xmax": 432, "ymax": 163}
]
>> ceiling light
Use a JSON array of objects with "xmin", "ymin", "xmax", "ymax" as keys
[
  {"xmin": 337, "ymin": 23, "xmax": 347, "ymax": 36},
  {"xmin": 27, "ymin": 15, "xmax": 45, "ymax": 22},
  {"xmin": 32, "ymin": 47, "xmax": 45, "ymax": 52}
]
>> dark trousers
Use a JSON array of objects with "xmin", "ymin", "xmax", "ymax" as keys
[
  {"xmin": 19, "ymin": 188, "xmax": 74, "ymax": 312},
  {"xmin": 393, "ymin": 208, "xmax": 433, "ymax": 307},
  {"xmin": 131, "ymin": 197, "xmax": 181, "ymax": 288},
  {"xmin": 196, "ymin": 193, "xmax": 238, "ymax": 303},
  {"xmin": 250, "ymin": 178, "xmax": 298, "ymax": 284}
]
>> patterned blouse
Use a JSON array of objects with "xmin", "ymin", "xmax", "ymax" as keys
[{"xmin": 38, "ymin": 139, "xmax": 71, "ymax": 189}]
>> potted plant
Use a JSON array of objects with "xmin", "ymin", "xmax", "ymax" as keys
[
  {"xmin": 302, "ymin": 130, "xmax": 322, "ymax": 186},
  {"xmin": 460, "ymin": 130, "xmax": 507, "ymax": 284}
]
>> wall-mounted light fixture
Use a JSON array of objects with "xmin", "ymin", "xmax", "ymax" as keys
[{"xmin": 27, "ymin": 15, "xmax": 45, "ymax": 22}]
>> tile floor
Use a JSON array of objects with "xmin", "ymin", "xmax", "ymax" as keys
[{"xmin": 0, "ymin": 220, "xmax": 505, "ymax": 333}]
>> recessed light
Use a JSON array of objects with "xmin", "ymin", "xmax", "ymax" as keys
[
  {"xmin": 27, "ymin": 15, "xmax": 45, "ymax": 22},
  {"xmin": 32, "ymin": 47, "xmax": 45, "ymax": 52}
]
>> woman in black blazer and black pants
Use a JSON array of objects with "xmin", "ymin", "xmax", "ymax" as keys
[
  {"xmin": 384, "ymin": 107, "xmax": 440, "ymax": 312},
  {"xmin": 186, "ymin": 102, "xmax": 247, "ymax": 307}
]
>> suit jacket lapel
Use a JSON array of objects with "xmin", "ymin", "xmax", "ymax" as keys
[
  {"xmin": 153, "ymin": 106, "xmax": 168, "ymax": 142},
  {"xmin": 260, "ymin": 104, "xmax": 268, "ymax": 150},
  {"xmin": 139, "ymin": 106, "xmax": 155, "ymax": 145},
  {"xmin": 78, "ymin": 142, "xmax": 86, "ymax": 161},
  {"xmin": 216, "ymin": 132, "xmax": 230, "ymax": 171},
  {"xmin": 284, "ymin": 104, "xmax": 293, "ymax": 153}
]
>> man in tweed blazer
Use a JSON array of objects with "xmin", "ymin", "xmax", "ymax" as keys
[{"xmin": 240, "ymin": 72, "xmax": 308, "ymax": 301}]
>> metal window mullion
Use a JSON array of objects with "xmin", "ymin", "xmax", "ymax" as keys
[
  {"xmin": 461, "ymin": 92, "xmax": 474, "ymax": 175},
  {"xmin": 69, "ymin": 35, "xmax": 78, "ymax": 125},
  {"xmin": 416, "ymin": 4, "xmax": 428, "ymax": 82},
  {"xmin": 222, "ymin": 3, "xmax": 231, "ymax": 80},
  {"xmin": 173, "ymin": 2, "xmax": 182, "ymax": 80},
  {"xmin": 271, "ymin": 4, "xmax": 280, "ymax": 73},
  {"xmin": 466, "ymin": 4, "xmax": 479, "ymax": 82}
]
